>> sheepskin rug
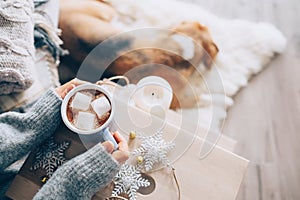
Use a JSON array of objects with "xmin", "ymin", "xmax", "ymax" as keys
[{"xmin": 109, "ymin": 0, "xmax": 287, "ymax": 132}]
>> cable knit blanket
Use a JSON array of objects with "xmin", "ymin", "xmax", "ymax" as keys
[{"xmin": 109, "ymin": 0, "xmax": 287, "ymax": 131}]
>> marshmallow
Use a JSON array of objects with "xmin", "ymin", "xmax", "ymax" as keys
[
  {"xmin": 71, "ymin": 92, "xmax": 92, "ymax": 111},
  {"xmin": 91, "ymin": 96, "xmax": 111, "ymax": 118},
  {"xmin": 75, "ymin": 111, "xmax": 95, "ymax": 131}
]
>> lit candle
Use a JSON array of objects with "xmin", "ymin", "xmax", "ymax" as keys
[{"xmin": 133, "ymin": 76, "xmax": 173, "ymax": 114}]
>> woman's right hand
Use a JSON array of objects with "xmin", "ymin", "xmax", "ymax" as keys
[{"xmin": 102, "ymin": 131, "xmax": 129, "ymax": 164}]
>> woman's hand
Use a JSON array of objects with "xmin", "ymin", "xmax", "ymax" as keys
[
  {"xmin": 54, "ymin": 78, "xmax": 88, "ymax": 99},
  {"xmin": 55, "ymin": 78, "xmax": 129, "ymax": 164},
  {"xmin": 102, "ymin": 131, "xmax": 129, "ymax": 164},
  {"xmin": 33, "ymin": 131, "xmax": 128, "ymax": 199}
]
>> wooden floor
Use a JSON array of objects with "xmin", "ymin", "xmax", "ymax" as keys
[{"xmin": 183, "ymin": 0, "xmax": 300, "ymax": 199}]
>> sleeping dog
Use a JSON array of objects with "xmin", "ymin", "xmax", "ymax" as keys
[{"xmin": 59, "ymin": 0, "xmax": 218, "ymax": 108}]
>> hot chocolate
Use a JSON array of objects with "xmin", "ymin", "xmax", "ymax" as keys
[{"xmin": 66, "ymin": 89, "xmax": 111, "ymax": 131}]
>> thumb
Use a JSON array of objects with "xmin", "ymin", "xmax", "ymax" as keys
[{"xmin": 102, "ymin": 141, "xmax": 114, "ymax": 154}]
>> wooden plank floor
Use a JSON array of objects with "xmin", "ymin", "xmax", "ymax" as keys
[{"xmin": 182, "ymin": 0, "xmax": 300, "ymax": 199}]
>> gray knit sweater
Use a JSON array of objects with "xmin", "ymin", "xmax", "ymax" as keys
[{"xmin": 0, "ymin": 90, "xmax": 120, "ymax": 199}]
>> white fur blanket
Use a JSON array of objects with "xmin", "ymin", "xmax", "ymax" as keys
[{"xmin": 110, "ymin": 0, "xmax": 287, "ymax": 131}]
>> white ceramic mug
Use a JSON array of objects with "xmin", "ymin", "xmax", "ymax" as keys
[{"xmin": 61, "ymin": 84, "xmax": 115, "ymax": 149}]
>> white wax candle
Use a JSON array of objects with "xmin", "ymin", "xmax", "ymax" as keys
[{"xmin": 133, "ymin": 76, "xmax": 173, "ymax": 113}]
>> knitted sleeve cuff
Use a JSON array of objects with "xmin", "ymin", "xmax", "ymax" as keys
[
  {"xmin": 63, "ymin": 144, "xmax": 120, "ymax": 198},
  {"xmin": 25, "ymin": 89, "xmax": 62, "ymax": 133},
  {"xmin": 33, "ymin": 144, "xmax": 120, "ymax": 200}
]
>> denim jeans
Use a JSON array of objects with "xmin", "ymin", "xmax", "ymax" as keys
[{"xmin": 34, "ymin": 0, "xmax": 66, "ymax": 64}]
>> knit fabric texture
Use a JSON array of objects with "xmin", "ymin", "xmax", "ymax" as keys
[
  {"xmin": 0, "ymin": 0, "xmax": 35, "ymax": 94},
  {"xmin": 0, "ymin": 89, "xmax": 120, "ymax": 199},
  {"xmin": 0, "ymin": 0, "xmax": 63, "ymax": 113},
  {"xmin": 33, "ymin": 144, "xmax": 120, "ymax": 200},
  {"xmin": 0, "ymin": 89, "xmax": 61, "ymax": 199},
  {"xmin": 0, "ymin": 90, "xmax": 62, "ymax": 172}
]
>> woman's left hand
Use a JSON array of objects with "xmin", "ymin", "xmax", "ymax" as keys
[{"xmin": 55, "ymin": 78, "xmax": 88, "ymax": 99}]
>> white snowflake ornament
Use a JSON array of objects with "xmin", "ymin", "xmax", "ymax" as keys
[
  {"xmin": 30, "ymin": 138, "xmax": 70, "ymax": 177},
  {"xmin": 132, "ymin": 132, "xmax": 175, "ymax": 171},
  {"xmin": 112, "ymin": 164, "xmax": 150, "ymax": 200}
]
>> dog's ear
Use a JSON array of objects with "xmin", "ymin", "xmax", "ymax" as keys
[
  {"xmin": 202, "ymin": 41, "xmax": 219, "ymax": 68},
  {"xmin": 173, "ymin": 21, "xmax": 219, "ymax": 69}
]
